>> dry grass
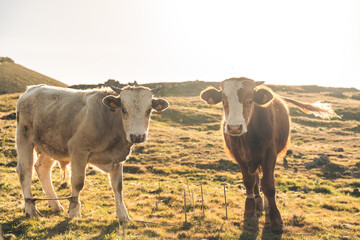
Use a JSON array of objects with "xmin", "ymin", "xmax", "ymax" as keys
[
  {"xmin": 0, "ymin": 58, "xmax": 67, "ymax": 94},
  {"xmin": 0, "ymin": 88, "xmax": 360, "ymax": 239}
]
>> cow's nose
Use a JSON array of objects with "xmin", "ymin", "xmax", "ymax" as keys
[
  {"xmin": 227, "ymin": 124, "xmax": 243, "ymax": 135},
  {"xmin": 130, "ymin": 134, "xmax": 146, "ymax": 143}
]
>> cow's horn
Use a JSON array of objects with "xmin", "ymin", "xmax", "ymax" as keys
[
  {"xmin": 110, "ymin": 86, "xmax": 122, "ymax": 94},
  {"xmin": 129, "ymin": 81, "xmax": 138, "ymax": 86},
  {"xmin": 151, "ymin": 87, "xmax": 161, "ymax": 94},
  {"xmin": 255, "ymin": 81, "xmax": 265, "ymax": 86}
]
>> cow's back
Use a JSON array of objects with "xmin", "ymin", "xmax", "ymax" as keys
[
  {"xmin": 18, "ymin": 85, "xmax": 87, "ymax": 131},
  {"xmin": 270, "ymin": 96, "xmax": 290, "ymax": 157},
  {"xmin": 16, "ymin": 85, "xmax": 106, "ymax": 158}
]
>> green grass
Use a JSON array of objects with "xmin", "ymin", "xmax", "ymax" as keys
[{"xmin": 1, "ymin": 87, "xmax": 360, "ymax": 239}]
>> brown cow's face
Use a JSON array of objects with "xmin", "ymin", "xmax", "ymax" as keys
[
  {"xmin": 222, "ymin": 79, "xmax": 256, "ymax": 136},
  {"xmin": 200, "ymin": 78, "xmax": 273, "ymax": 136},
  {"xmin": 102, "ymin": 86, "xmax": 169, "ymax": 143}
]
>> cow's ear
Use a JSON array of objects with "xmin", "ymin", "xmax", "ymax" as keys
[
  {"xmin": 200, "ymin": 87, "xmax": 222, "ymax": 105},
  {"xmin": 254, "ymin": 89, "xmax": 273, "ymax": 106},
  {"xmin": 152, "ymin": 98, "xmax": 169, "ymax": 113},
  {"xmin": 102, "ymin": 95, "xmax": 121, "ymax": 111}
]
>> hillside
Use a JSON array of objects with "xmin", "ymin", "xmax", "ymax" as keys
[
  {"xmin": 1, "ymin": 83, "xmax": 360, "ymax": 239},
  {"xmin": 0, "ymin": 57, "xmax": 67, "ymax": 94},
  {"xmin": 70, "ymin": 79, "xmax": 360, "ymax": 98}
]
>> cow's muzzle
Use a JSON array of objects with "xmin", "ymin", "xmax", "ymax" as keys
[
  {"xmin": 130, "ymin": 134, "xmax": 146, "ymax": 143},
  {"xmin": 227, "ymin": 124, "xmax": 245, "ymax": 136}
]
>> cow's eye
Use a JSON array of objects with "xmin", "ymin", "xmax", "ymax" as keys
[
  {"xmin": 245, "ymin": 99, "xmax": 253, "ymax": 105},
  {"xmin": 121, "ymin": 107, "xmax": 127, "ymax": 114},
  {"xmin": 146, "ymin": 108, "xmax": 152, "ymax": 115}
]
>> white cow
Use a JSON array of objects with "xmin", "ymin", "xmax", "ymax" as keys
[{"xmin": 16, "ymin": 84, "xmax": 169, "ymax": 222}]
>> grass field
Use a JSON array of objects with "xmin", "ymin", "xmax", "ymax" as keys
[{"xmin": 1, "ymin": 86, "xmax": 360, "ymax": 239}]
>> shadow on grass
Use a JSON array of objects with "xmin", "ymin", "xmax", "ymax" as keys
[
  {"xmin": 260, "ymin": 221, "xmax": 283, "ymax": 240},
  {"xmin": 238, "ymin": 215, "xmax": 283, "ymax": 240},
  {"xmin": 239, "ymin": 216, "xmax": 260, "ymax": 240},
  {"xmin": 90, "ymin": 221, "xmax": 120, "ymax": 240},
  {"xmin": 46, "ymin": 218, "xmax": 122, "ymax": 240},
  {"xmin": 1, "ymin": 217, "xmax": 32, "ymax": 239},
  {"xmin": 43, "ymin": 218, "xmax": 71, "ymax": 239},
  {"xmin": 1, "ymin": 208, "xmax": 69, "ymax": 239},
  {"xmin": 4, "ymin": 215, "xmax": 121, "ymax": 240}
]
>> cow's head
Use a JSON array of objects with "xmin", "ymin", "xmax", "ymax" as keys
[
  {"xmin": 102, "ymin": 85, "xmax": 169, "ymax": 143},
  {"xmin": 200, "ymin": 77, "xmax": 273, "ymax": 136}
]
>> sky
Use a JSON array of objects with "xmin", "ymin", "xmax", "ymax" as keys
[{"xmin": 0, "ymin": 0, "xmax": 359, "ymax": 89}]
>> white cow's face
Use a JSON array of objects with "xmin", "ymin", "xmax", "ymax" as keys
[
  {"xmin": 200, "ymin": 77, "xmax": 274, "ymax": 136},
  {"xmin": 102, "ymin": 86, "xmax": 169, "ymax": 143}
]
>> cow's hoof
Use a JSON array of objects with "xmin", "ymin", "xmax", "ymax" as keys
[
  {"xmin": 118, "ymin": 214, "xmax": 131, "ymax": 223},
  {"xmin": 243, "ymin": 216, "xmax": 259, "ymax": 232},
  {"xmin": 244, "ymin": 198, "xmax": 256, "ymax": 217},
  {"xmin": 69, "ymin": 204, "xmax": 81, "ymax": 218},
  {"xmin": 49, "ymin": 201, "xmax": 64, "ymax": 212},
  {"xmin": 271, "ymin": 219, "xmax": 284, "ymax": 233},
  {"xmin": 244, "ymin": 211, "xmax": 256, "ymax": 218},
  {"xmin": 255, "ymin": 196, "xmax": 264, "ymax": 212},
  {"xmin": 69, "ymin": 200, "xmax": 81, "ymax": 218},
  {"xmin": 25, "ymin": 203, "xmax": 41, "ymax": 217},
  {"xmin": 244, "ymin": 215, "xmax": 257, "ymax": 222},
  {"xmin": 69, "ymin": 210, "xmax": 81, "ymax": 218},
  {"xmin": 264, "ymin": 197, "xmax": 269, "ymax": 209}
]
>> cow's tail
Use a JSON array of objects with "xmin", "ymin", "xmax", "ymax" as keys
[{"xmin": 280, "ymin": 96, "xmax": 340, "ymax": 119}]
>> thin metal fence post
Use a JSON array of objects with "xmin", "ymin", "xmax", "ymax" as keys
[
  {"xmin": 191, "ymin": 190, "xmax": 195, "ymax": 214},
  {"xmin": 184, "ymin": 189, "xmax": 187, "ymax": 223},
  {"xmin": 201, "ymin": 184, "xmax": 205, "ymax": 217},
  {"xmin": 222, "ymin": 184, "xmax": 228, "ymax": 220}
]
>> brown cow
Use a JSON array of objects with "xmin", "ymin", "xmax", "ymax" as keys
[{"xmin": 200, "ymin": 77, "xmax": 338, "ymax": 231}]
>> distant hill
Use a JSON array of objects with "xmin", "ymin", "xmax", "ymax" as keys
[
  {"xmin": 70, "ymin": 79, "xmax": 360, "ymax": 97},
  {"xmin": 70, "ymin": 79, "xmax": 222, "ymax": 97},
  {"xmin": 0, "ymin": 57, "xmax": 67, "ymax": 94},
  {"xmin": 2, "ymin": 56, "xmax": 356, "ymax": 97}
]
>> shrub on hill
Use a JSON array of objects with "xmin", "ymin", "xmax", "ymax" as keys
[{"xmin": 0, "ymin": 57, "xmax": 14, "ymax": 63}]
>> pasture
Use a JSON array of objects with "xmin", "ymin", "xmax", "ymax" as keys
[{"xmin": 0, "ymin": 86, "xmax": 360, "ymax": 239}]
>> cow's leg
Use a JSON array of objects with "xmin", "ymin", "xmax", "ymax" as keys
[
  {"xmin": 264, "ymin": 195, "xmax": 269, "ymax": 212},
  {"xmin": 254, "ymin": 173, "xmax": 263, "ymax": 212},
  {"xmin": 35, "ymin": 154, "xmax": 64, "ymax": 212},
  {"xmin": 110, "ymin": 162, "xmax": 131, "ymax": 223},
  {"xmin": 16, "ymin": 135, "xmax": 39, "ymax": 216},
  {"xmin": 242, "ymin": 170, "xmax": 257, "ymax": 217},
  {"xmin": 261, "ymin": 152, "xmax": 283, "ymax": 232},
  {"xmin": 68, "ymin": 153, "xmax": 87, "ymax": 218}
]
